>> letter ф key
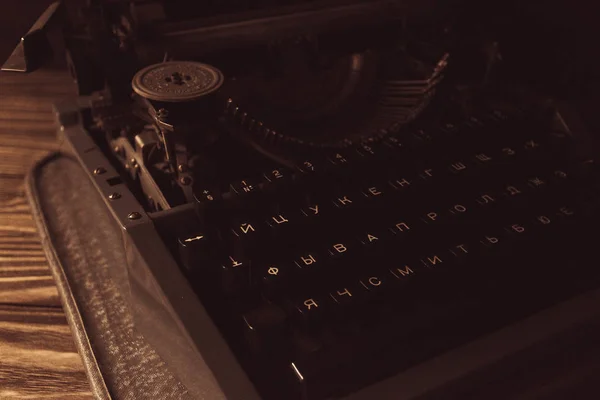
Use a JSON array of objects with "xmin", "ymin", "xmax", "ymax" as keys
[{"xmin": 257, "ymin": 261, "xmax": 296, "ymax": 300}]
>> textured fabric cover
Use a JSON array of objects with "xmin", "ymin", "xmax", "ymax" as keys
[{"xmin": 26, "ymin": 153, "xmax": 193, "ymax": 400}]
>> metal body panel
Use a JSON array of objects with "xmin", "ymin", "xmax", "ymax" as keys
[{"xmin": 56, "ymin": 99, "xmax": 600, "ymax": 400}]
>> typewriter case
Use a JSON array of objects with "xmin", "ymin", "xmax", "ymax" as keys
[{"xmin": 27, "ymin": 1, "xmax": 600, "ymax": 399}]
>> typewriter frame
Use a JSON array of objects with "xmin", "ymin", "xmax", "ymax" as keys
[{"xmin": 53, "ymin": 93, "xmax": 600, "ymax": 400}]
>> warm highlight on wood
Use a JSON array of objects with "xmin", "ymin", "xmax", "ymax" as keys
[
  {"xmin": 0, "ymin": 306, "xmax": 91, "ymax": 399},
  {"xmin": 0, "ymin": 58, "xmax": 93, "ymax": 398}
]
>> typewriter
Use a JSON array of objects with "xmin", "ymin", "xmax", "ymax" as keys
[{"xmin": 13, "ymin": 0, "xmax": 600, "ymax": 399}]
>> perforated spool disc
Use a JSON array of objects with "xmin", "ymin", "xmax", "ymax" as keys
[{"xmin": 132, "ymin": 61, "xmax": 224, "ymax": 102}]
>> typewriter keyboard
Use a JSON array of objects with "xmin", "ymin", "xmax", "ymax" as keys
[{"xmin": 175, "ymin": 106, "xmax": 600, "ymax": 399}]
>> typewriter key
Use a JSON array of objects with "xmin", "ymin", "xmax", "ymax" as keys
[{"xmin": 132, "ymin": 61, "xmax": 224, "ymax": 102}]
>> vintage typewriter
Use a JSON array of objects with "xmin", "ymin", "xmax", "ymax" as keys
[{"xmin": 12, "ymin": 0, "xmax": 600, "ymax": 399}]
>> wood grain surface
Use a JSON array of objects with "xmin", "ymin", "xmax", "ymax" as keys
[{"xmin": 0, "ymin": 42, "xmax": 93, "ymax": 398}]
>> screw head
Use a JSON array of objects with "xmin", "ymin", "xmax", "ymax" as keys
[
  {"xmin": 93, "ymin": 167, "xmax": 106, "ymax": 175},
  {"xmin": 128, "ymin": 212, "xmax": 142, "ymax": 220},
  {"xmin": 113, "ymin": 146, "xmax": 121, "ymax": 154},
  {"xmin": 177, "ymin": 164, "xmax": 187, "ymax": 173},
  {"xmin": 129, "ymin": 158, "xmax": 140, "ymax": 171},
  {"xmin": 157, "ymin": 108, "xmax": 169, "ymax": 121},
  {"xmin": 108, "ymin": 192, "xmax": 121, "ymax": 200},
  {"xmin": 179, "ymin": 176, "xmax": 191, "ymax": 185}
]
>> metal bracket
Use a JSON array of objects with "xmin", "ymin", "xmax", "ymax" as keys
[
  {"xmin": 2, "ymin": 2, "xmax": 61, "ymax": 72},
  {"xmin": 113, "ymin": 136, "xmax": 172, "ymax": 211}
]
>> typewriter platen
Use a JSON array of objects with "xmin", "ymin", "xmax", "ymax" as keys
[{"xmin": 49, "ymin": 0, "xmax": 600, "ymax": 399}]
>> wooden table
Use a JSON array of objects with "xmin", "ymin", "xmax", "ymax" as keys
[{"xmin": 0, "ymin": 15, "xmax": 93, "ymax": 398}]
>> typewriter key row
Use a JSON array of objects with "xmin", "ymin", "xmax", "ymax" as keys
[{"xmin": 179, "ymin": 150, "xmax": 589, "ymax": 303}]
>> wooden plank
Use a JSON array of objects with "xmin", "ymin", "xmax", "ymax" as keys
[
  {"xmin": 0, "ymin": 146, "xmax": 57, "ymax": 176},
  {"xmin": 0, "ymin": 69, "xmax": 69, "ymax": 308},
  {"xmin": 0, "ymin": 4, "xmax": 93, "ymax": 397},
  {"xmin": 0, "ymin": 175, "xmax": 26, "ymax": 202},
  {"xmin": 0, "ymin": 305, "xmax": 92, "ymax": 399},
  {"xmin": 0, "ymin": 195, "xmax": 37, "ymax": 233},
  {"xmin": 0, "ymin": 192, "xmax": 59, "ymax": 307}
]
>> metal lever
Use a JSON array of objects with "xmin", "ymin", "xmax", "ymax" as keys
[{"xmin": 2, "ymin": 2, "xmax": 61, "ymax": 72}]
